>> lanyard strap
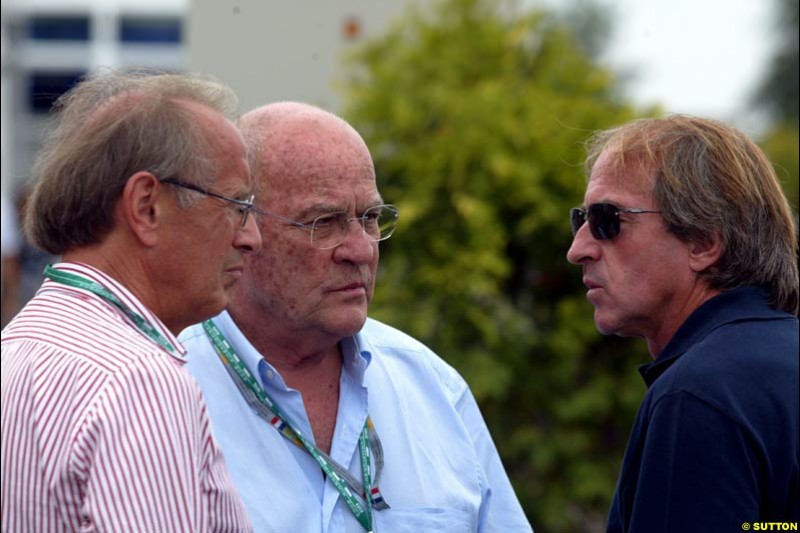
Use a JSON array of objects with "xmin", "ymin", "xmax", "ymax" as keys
[
  {"xmin": 43, "ymin": 265, "xmax": 175, "ymax": 353},
  {"xmin": 203, "ymin": 320, "xmax": 389, "ymax": 531}
]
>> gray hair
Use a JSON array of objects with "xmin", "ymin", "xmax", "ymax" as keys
[
  {"xmin": 24, "ymin": 68, "xmax": 240, "ymax": 255},
  {"xmin": 586, "ymin": 114, "xmax": 798, "ymax": 314}
]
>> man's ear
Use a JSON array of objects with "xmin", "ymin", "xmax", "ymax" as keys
[
  {"xmin": 119, "ymin": 172, "xmax": 165, "ymax": 247},
  {"xmin": 688, "ymin": 232, "xmax": 723, "ymax": 273}
]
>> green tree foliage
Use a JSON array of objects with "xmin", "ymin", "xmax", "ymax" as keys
[
  {"xmin": 754, "ymin": 0, "xmax": 799, "ymax": 127},
  {"xmin": 756, "ymin": 0, "xmax": 799, "ymax": 211},
  {"xmin": 341, "ymin": 0, "xmax": 653, "ymax": 529},
  {"xmin": 553, "ymin": 0, "xmax": 615, "ymax": 61},
  {"xmin": 761, "ymin": 125, "xmax": 800, "ymax": 211}
]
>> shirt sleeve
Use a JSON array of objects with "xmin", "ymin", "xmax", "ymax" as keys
[
  {"xmin": 67, "ymin": 355, "xmax": 251, "ymax": 533},
  {"xmin": 625, "ymin": 390, "xmax": 760, "ymax": 532},
  {"xmin": 454, "ymin": 384, "xmax": 533, "ymax": 532}
]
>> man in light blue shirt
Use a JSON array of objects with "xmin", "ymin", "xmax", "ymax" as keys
[{"xmin": 180, "ymin": 102, "xmax": 532, "ymax": 532}]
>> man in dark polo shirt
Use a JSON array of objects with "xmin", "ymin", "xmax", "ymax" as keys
[{"xmin": 567, "ymin": 114, "xmax": 798, "ymax": 532}]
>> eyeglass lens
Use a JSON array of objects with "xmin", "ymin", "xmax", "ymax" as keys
[
  {"xmin": 311, "ymin": 205, "xmax": 399, "ymax": 249},
  {"xmin": 570, "ymin": 203, "xmax": 620, "ymax": 240},
  {"xmin": 236, "ymin": 196, "xmax": 255, "ymax": 228}
]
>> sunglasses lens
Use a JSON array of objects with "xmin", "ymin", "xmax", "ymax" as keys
[
  {"xmin": 570, "ymin": 208, "xmax": 585, "ymax": 236},
  {"xmin": 587, "ymin": 203, "xmax": 620, "ymax": 240},
  {"xmin": 570, "ymin": 203, "xmax": 622, "ymax": 240}
]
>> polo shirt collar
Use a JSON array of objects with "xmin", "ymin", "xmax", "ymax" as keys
[{"xmin": 638, "ymin": 286, "xmax": 776, "ymax": 387}]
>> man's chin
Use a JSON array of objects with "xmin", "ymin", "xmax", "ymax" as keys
[
  {"xmin": 594, "ymin": 315, "xmax": 637, "ymax": 339},
  {"xmin": 176, "ymin": 294, "xmax": 227, "ymax": 334},
  {"xmin": 222, "ymin": 269, "xmax": 244, "ymax": 290},
  {"xmin": 327, "ymin": 310, "xmax": 369, "ymax": 337},
  {"xmin": 594, "ymin": 310, "xmax": 619, "ymax": 336}
]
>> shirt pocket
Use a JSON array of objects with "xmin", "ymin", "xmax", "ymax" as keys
[{"xmin": 373, "ymin": 506, "xmax": 476, "ymax": 532}]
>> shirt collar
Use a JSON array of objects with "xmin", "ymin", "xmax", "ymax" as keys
[
  {"xmin": 213, "ymin": 310, "xmax": 268, "ymax": 386},
  {"xmin": 343, "ymin": 333, "xmax": 372, "ymax": 386},
  {"xmin": 45, "ymin": 261, "xmax": 186, "ymax": 358},
  {"xmin": 638, "ymin": 286, "xmax": 781, "ymax": 387}
]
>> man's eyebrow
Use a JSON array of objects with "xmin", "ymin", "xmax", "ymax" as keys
[
  {"xmin": 221, "ymin": 185, "xmax": 254, "ymax": 201},
  {"xmin": 293, "ymin": 204, "xmax": 344, "ymax": 220},
  {"xmin": 293, "ymin": 199, "xmax": 385, "ymax": 220},
  {"xmin": 360, "ymin": 197, "xmax": 385, "ymax": 210}
]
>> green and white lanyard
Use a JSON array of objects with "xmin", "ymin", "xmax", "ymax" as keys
[
  {"xmin": 43, "ymin": 265, "xmax": 176, "ymax": 353},
  {"xmin": 202, "ymin": 319, "xmax": 390, "ymax": 532}
]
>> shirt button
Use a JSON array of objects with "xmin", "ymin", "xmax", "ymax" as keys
[{"xmin": 266, "ymin": 370, "xmax": 274, "ymax": 379}]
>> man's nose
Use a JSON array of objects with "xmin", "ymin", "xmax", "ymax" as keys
[
  {"xmin": 235, "ymin": 212, "xmax": 263, "ymax": 253},
  {"xmin": 566, "ymin": 222, "xmax": 597, "ymax": 265}
]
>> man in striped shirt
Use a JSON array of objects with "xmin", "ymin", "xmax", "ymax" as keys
[{"xmin": 1, "ymin": 70, "xmax": 261, "ymax": 532}]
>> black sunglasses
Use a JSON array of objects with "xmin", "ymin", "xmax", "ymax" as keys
[{"xmin": 570, "ymin": 202, "xmax": 661, "ymax": 240}]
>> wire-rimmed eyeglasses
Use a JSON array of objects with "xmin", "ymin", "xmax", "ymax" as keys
[
  {"xmin": 255, "ymin": 204, "xmax": 400, "ymax": 249},
  {"xmin": 161, "ymin": 178, "xmax": 255, "ymax": 227}
]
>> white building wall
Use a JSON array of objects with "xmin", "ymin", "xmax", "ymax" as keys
[
  {"xmin": 1, "ymin": 0, "xmax": 405, "ymax": 197},
  {"xmin": 187, "ymin": 0, "xmax": 406, "ymax": 114},
  {"xmin": 1, "ymin": 0, "xmax": 186, "ymax": 196}
]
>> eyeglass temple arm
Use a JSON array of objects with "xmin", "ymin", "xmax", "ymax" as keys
[{"xmin": 252, "ymin": 207, "xmax": 312, "ymax": 229}]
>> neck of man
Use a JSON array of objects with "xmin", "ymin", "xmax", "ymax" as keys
[
  {"xmin": 228, "ymin": 304, "xmax": 343, "ymax": 374},
  {"xmin": 61, "ymin": 245, "xmax": 179, "ymax": 332},
  {"xmin": 646, "ymin": 283, "xmax": 722, "ymax": 358},
  {"xmin": 229, "ymin": 304, "xmax": 344, "ymax": 454}
]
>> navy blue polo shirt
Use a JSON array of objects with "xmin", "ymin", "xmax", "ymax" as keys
[{"xmin": 607, "ymin": 286, "xmax": 799, "ymax": 533}]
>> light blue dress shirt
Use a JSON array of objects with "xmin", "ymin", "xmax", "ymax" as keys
[{"xmin": 180, "ymin": 312, "xmax": 532, "ymax": 533}]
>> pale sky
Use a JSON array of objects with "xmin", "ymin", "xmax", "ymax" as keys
[{"xmin": 593, "ymin": 0, "xmax": 775, "ymax": 136}]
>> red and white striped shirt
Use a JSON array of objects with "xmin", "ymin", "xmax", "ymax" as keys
[{"xmin": 1, "ymin": 262, "xmax": 252, "ymax": 533}]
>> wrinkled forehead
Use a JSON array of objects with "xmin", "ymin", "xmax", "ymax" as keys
[
  {"xmin": 250, "ymin": 112, "xmax": 379, "ymax": 204},
  {"xmin": 589, "ymin": 147, "xmax": 656, "ymax": 197},
  {"xmin": 263, "ymin": 163, "xmax": 379, "ymax": 207}
]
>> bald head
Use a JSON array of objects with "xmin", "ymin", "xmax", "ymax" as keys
[
  {"xmin": 238, "ymin": 102, "xmax": 374, "ymax": 196},
  {"xmin": 229, "ymin": 102, "xmax": 383, "ymax": 346}
]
